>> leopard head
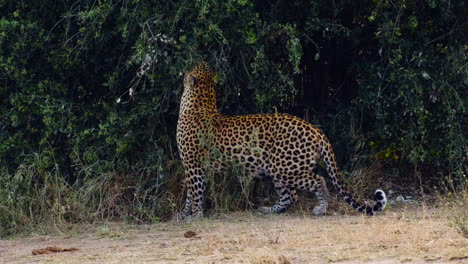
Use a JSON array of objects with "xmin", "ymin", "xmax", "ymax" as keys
[
  {"xmin": 184, "ymin": 61, "xmax": 215, "ymax": 91},
  {"xmin": 180, "ymin": 61, "xmax": 218, "ymax": 115}
]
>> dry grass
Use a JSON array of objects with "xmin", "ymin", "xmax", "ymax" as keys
[{"xmin": 1, "ymin": 205, "xmax": 467, "ymax": 264}]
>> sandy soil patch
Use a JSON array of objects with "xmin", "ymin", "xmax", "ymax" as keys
[{"xmin": 1, "ymin": 208, "xmax": 467, "ymax": 263}]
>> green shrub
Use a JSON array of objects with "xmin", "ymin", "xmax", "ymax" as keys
[{"xmin": 0, "ymin": 0, "xmax": 465, "ymax": 235}]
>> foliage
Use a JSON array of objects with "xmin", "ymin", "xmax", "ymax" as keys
[
  {"xmin": 354, "ymin": 0, "xmax": 466, "ymax": 187},
  {"xmin": 0, "ymin": 0, "xmax": 466, "ymax": 236}
]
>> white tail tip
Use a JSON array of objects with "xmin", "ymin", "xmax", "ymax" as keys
[{"xmin": 375, "ymin": 189, "xmax": 387, "ymax": 210}]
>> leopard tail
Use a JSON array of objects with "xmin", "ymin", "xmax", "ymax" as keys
[{"xmin": 319, "ymin": 137, "xmax": 387, "ymax": 215}]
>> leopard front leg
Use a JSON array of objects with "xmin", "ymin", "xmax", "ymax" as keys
[
  {"xmin": 258, "ymin": 180, "xmax": 295, "ymax": 214},
  {"xmin": 181, "ymin": 168, "xmax": 206, "ymax": 219},
  {"xmin": 181, "ymin": 196, "xmax": 192, "ymax": 216}
]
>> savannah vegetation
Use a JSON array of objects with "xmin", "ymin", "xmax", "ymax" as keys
[{"xmin": 0, "ymin": 0, "xmax": 466, "ymax": 238}]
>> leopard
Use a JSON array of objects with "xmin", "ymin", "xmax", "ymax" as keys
[{"xmin": 176, "ymin": 61, "xmax": 387, "ymax": 219}]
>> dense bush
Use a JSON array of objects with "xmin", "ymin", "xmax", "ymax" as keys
[{"xmin": 0, "ymin": 0, "xmax": 465, "ymax": 236}]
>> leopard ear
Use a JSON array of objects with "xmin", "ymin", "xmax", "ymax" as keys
[{"xmin": 189, "ymin": 75, "xmax": 197, "ymax": 87}]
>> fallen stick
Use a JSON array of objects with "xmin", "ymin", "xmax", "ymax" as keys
[{"xmin": 32, "ymin": 246, "xmax": 79, "ymax": 255}]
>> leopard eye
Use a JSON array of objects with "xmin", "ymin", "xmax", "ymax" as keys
[{"xmin": 189, "ymin": 75, "xmax": 197, "ymax": 87}]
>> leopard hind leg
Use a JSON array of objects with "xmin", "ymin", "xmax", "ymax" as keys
[
  {"xmin": 295, "ymin": 173, "xmax": 329, "ymax": 216},
  {"xmin": 258, "ymin": 179, "xmax": 296, "ymax": 214}
]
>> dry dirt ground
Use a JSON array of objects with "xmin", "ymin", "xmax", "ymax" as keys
[{"xmin": 1, "ymin": 207, "xmax": 467, "ymax": 264}]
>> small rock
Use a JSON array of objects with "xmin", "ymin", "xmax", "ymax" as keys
[
  {"xmin": 159, "ymin": 243, "xmax": 168, "ymax": 248},
  {"xmin": 404, "ymin": 199, "xmax": 413, "ymax": 204},
  {"xmin": 396, "ymin": 195, "xmax": 405, "ymax": 202},
  {"xmin": 184, "ymin": 231, "xmax": 197, "ymax": 238}
]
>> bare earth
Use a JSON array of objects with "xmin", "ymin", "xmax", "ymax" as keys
[{"xmin": 1, "ymin": 207, "xmax": 467, "ymax": 264}]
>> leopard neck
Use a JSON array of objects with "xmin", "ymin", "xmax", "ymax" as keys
[{"xmin": 179, "ymin": 84, "xmax": 220, "ymax": 118}]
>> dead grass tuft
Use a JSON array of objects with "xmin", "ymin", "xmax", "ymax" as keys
[
  {"xmin": 438, "ymin": 189, "xmax": 468, "ymax": 238},
  {"xmin": 250, "ymin": 255, "xmax": 293, "ymax": 264}
]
